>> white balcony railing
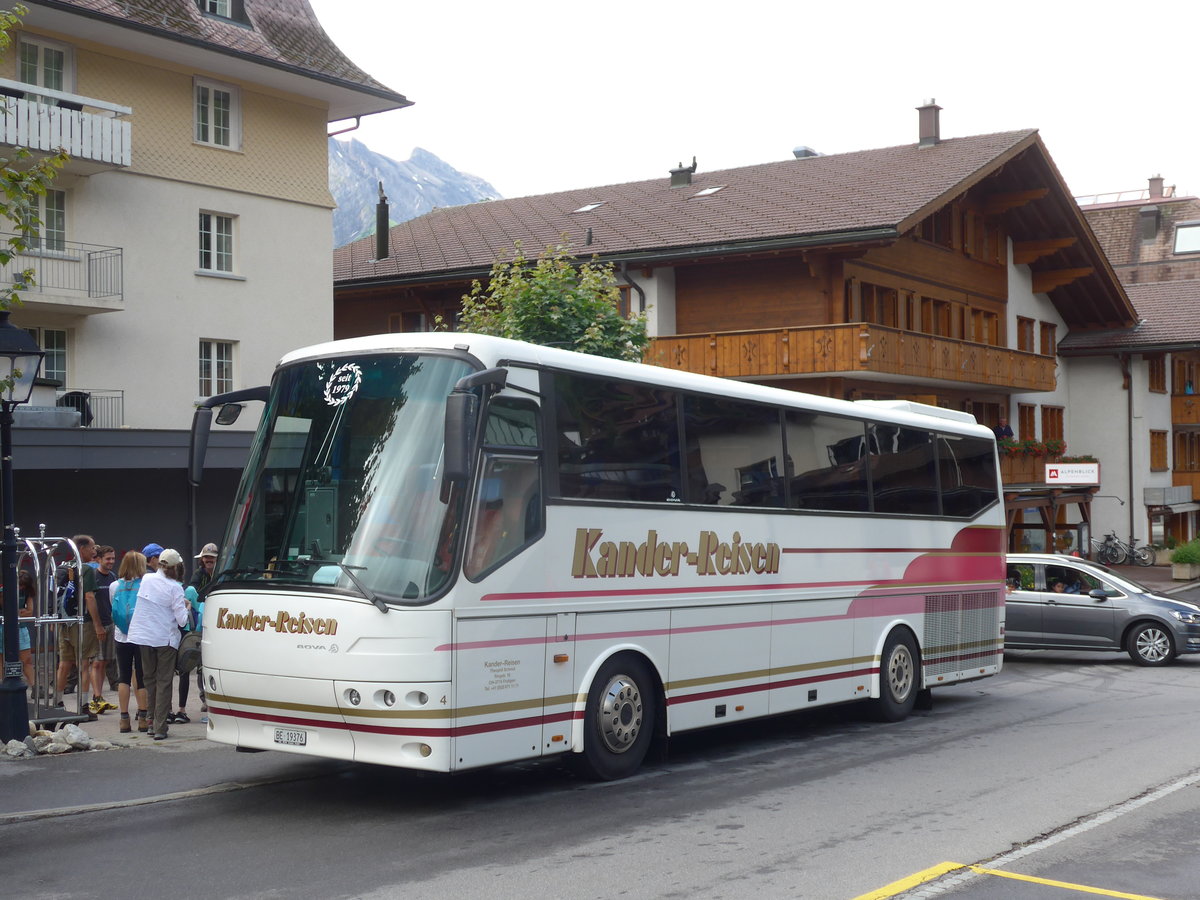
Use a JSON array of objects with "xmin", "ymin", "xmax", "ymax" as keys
[{"xmin": 0, "ymin": 77, "xmax": 131, "ymax": 168}]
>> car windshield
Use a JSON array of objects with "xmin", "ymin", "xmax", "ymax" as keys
[{"xmin": 217, "ymin": 353, "xmax": 475, "ymax": 604}]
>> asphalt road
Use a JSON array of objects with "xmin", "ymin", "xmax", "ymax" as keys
[{"xmin": 6, "ymin": 606, "xmax": 1200, "ymax": 900}]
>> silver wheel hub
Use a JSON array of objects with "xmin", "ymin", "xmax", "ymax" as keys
[
  {"xmin": 1136, "ymin": 628, "xmax": 1170, "ymax": 662},
  {"xmin": 598, "ymin": 674, "xmax": 643, "ymax": 754},
  {"xmin": 886, "ymin": 646, "xmax": 914, "ymax": 701}
]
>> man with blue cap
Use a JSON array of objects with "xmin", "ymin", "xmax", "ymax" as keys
[{"xmin": 142, "ymin": 543, "xmax": 163, "ymax": 573}]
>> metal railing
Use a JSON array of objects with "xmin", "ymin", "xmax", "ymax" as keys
[
  {"xmin": 0, "ymin": 234, "xmax": 123, "ymax": 301},
  {"xmin": 56, "ymin": 388, "xmax": 124, "ymax": 428}
]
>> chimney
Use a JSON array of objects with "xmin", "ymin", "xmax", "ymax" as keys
[
  {"xmin": 917, "ymin": 99, "xmax": 942, "ymax": 148},
  {"xmin": 670, "ymin": 156, "xmax": 697, "ymax": 188},
  {"xmin": 1149, "ymin": 174, "xmax": 1164, "ymax": 199},
  {"xmin": 375, "ymin": 181, "xmax": 389, "ymax": 260}
]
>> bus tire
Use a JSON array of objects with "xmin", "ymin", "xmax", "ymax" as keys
[
  {"xmin": 872, "ymin": 629, "xmax": 919, "ymax": 722},
  {"xmin": 575, "ymin": 653, "xmax": 657, "ymax": 781}
]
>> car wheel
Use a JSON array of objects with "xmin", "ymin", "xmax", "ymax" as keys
[
  {"xmin": 872, "ymin": 629, "xmax": 919, "ymax": 722},
  {"xmin": 574, "ymin": 654, "xmax": 657, "ymax": 781},
  {"xmin": 1126, "ymin": 622, "xmax": 1176, "ymax": 666}
]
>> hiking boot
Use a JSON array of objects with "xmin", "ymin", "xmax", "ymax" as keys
[
  {"xmin": 119, "ymin": 713, "xmax": 131, "ymax": 733},
  {"xmin": 137, "ymin": 710, "xmax": 149, "ymax": 732}
]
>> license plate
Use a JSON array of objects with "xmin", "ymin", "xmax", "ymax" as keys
[{"xmin": 274, "ymin": 728, "xmax": 307, "ymax": 747}]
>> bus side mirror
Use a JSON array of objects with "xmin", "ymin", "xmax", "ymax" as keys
[
  {"xmin": 441, "ymin": 368, "xmax": 507, "ymax": 503},
  {"xmin": 189, "ymin": 407, "xmax": 213, "ymax": 487},
  {"xmin": 215, "ymin": 403, "xmax": 244, "ymax": 426},
  {"xmin": 443, "ymin": 391, "xmax": 479, "ymax": 501}
]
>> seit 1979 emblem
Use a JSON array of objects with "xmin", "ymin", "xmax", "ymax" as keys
[{"xmin": 324, "ymin": 363, "xmax": 363, "ymax": 407}]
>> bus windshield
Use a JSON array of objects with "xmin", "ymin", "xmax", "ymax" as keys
[{"xmin": 218, "ymin": 352, "xmax": 475, "ymax": 604}]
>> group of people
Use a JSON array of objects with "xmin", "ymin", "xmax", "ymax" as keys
[{"xmin": 2, "ymin": 534, "xmax": 218, "ymax": 742}]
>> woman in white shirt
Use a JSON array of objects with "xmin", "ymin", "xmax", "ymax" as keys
[{"xmin": 126, "ymin": 548, "xmax": 189, "ymax": 741}]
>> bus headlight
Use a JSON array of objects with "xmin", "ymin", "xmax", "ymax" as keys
[{"xmin": 345, "ymin": 688, "xmax": 361, "ymax": 706}]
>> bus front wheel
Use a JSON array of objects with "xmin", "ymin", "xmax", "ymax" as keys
[
  {"xmin": 575, "ymin": 654, "xmax": 657, "ymax": 781},
  {"xmin": 873, "ymin": 629, "xmax": 919, "ymax": 722}
]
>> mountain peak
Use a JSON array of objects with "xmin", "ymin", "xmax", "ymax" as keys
[{"xmin": 329, "ymin": 139, "xmax": 501, "ymax": 247}]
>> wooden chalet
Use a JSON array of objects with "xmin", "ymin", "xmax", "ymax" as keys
[{"xmin": 333, "ymin": 104, "xmax": 1139, "ymax": 551}]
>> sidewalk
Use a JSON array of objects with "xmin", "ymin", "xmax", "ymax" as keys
[
  {"xmin": 27, "ymin": 670, "xmax": 210, "ymax": 750},
  {"xmin": 1109, "ymin": 563, "xmax": 1198, "ymax": 595}
]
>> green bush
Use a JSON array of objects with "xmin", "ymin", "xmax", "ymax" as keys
[{"xmin": 1171, "ymin": 540, "xmax": 1200, "ymax": 565}]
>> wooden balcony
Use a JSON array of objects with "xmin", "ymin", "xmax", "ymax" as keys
[
  {"xmin": 0, "ymin": 78, "xmax": 131, "ymax": 174},
  {"xmin": 1172, "ymin": 394, "xmax": 1200, "ymax": 425},
  {"xmin": 648, "ymin": 323, "xmax": 1056, "ymax": 391}
]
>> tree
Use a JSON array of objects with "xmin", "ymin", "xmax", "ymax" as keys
[
  {"xmin": 0, "ymin": 5, "xmax": 69, "ymax": 313},
  {"xmin": 459, "ymin": 242, "xmax": 648, "ymax": 362}
]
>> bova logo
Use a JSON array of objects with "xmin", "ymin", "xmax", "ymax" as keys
[
  {"xmin": 572, "ymin": 528, "xmax": 781, "ymax": 579},
  {"xmin": 216, "ymin": 608, "xmax": 339, "ymax": 636}
]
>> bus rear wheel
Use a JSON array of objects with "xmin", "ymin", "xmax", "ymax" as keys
[
  {"xmin": 872, "ymin": 629, "xmax": 919, "ymax": 722},
  {"xmin": 575, "ymin": 654, "xmax": 657, "ymax": 781}
]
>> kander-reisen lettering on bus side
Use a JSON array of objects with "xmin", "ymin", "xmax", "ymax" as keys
[{"xmin": 572, "ymin": 528, "xmax": 781, "ymax": 579}]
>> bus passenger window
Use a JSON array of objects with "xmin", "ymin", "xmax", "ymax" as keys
[
  {"xmin": 682, "ymin": 396, "xmax": 785, "ymax": 507},
  {"xmin": 554, "ymin": 373, "xmax": 681, "ymax": 503}
]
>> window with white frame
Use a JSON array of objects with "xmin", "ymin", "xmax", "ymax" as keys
[
  {"xmin": 27, "ymin": 189, "xmax": 66, "ymax": 252},
  {"xmin": 201, "ymin": 0, "xmax": 232, "ymax": 15},
  {"xmin": 199, "ymin": 339, "xmax": 234, "ymax": 396},
  {"xmin": 23, "ymin": 327, "xmax": 67, "ymax": 385},
  {"xmin": 1175, "ymin": 223, "xmax": 1200, "ymax": 255},
  {"xmin": 198, "ymin": 211, "xmax": 234, "ymax": 273},
  {"xmin": 194, "ymin": 77, "xmax": 240, "ymax": 149},
  {"xmin": 18, "ymin": 36, "xmax": 73, "ymax": 97}
]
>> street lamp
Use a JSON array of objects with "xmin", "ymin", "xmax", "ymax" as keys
[{"xmin": 0, "ymin": 310, "xmax": 43, "ymax": 742}]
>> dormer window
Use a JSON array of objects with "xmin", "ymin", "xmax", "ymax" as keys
[
  {"xmin": 1175, "ymin": 222, "xmax": 1200, "ymax": 254},
  {"xmin": 197, "ymin": 0, "xmax": 248, "ymax": 23}
]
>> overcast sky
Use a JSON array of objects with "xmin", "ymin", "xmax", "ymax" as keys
[{"xmin": 307, "ymin": 0, "xmax": 1199, "ymax": 204}]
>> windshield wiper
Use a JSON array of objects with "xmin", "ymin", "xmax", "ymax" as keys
[
  {"xmin": 214, "ymin": 566, "xmax": 268, "ymax": 583},
  {"xmin": 303, "ymin": 542, "xmax": 388, "ymax": 614}
]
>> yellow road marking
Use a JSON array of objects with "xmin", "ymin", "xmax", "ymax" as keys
[
  {"xmin": 965, "ymin": 865, "xmax": 1164, "ymax": 899},
  {"xmin": 851, "ymin": 862, "xmax": 964, "ymax": 899},
  {"xmin": 853, "ymin": 861, "xmax": 1166, "ymax": 900}
]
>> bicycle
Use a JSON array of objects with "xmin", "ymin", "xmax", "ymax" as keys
[{"xmin": 1091, "ymin": 532, "xmax": 1153, "ymax": 567}]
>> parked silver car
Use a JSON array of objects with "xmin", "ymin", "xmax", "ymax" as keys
[{"xmin": 1005, "ymin": 553, "xmax": 1200, "ymax": 666}]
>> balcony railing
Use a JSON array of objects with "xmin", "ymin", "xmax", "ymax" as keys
[
  {"xmin": 56, "ymin": 389, "xmax": 123, "ymax": 428},
  {"xmin": 648, "ymin": 323, "xmax": 1056, "ymax": 391},
  {"xmin": 0, "ymin": 77, "xmax": 131, "ymax": 170},
  {"xmin": 0, "ymin": 233, "xmax": 123, "ymax": 312}
]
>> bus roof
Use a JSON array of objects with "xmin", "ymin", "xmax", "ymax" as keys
[{"xmin": 278, "ymin": 332, "xmax": 993, "ymax": 438}]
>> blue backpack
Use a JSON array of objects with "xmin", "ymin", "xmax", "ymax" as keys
[{"xmin": 111, "ymin": 577, "xmax": 140, "ymax": 634}]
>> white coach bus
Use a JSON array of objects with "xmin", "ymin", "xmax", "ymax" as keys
[{"xmin": 190, "ymin": 333, "xmax": 1005, "ymax": 780}]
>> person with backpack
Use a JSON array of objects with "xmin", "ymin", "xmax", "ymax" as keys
[{"xmin": 110, "ymin": 551, "xmax": 149, "ymax": 734}]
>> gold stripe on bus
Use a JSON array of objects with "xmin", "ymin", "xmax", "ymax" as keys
[
  {"xmin": 666, "ymin": 655, "xmax": 875, "ymax": 692},
  {"xmin": 208, "ymin": 690, "xmax": 583, "ymax": 722}
]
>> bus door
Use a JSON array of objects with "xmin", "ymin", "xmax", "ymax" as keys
[
  {"xmin": 543, "ymin": 612, "xmax": 576, "ymax": 753},
  {"xmin": 452, "ymin": 615, "xmax": 547, "ymax": 770}
]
